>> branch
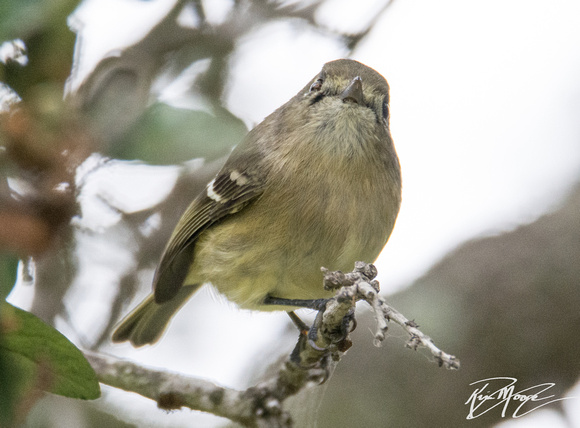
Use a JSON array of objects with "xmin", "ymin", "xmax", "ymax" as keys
[
  {"xmin": 88, "ymin": 262, "xmax": 458, "ymax": 427},
  {"xmin": 321, "ymin": 262, "xmax": 460, "ymax": 369},
  {"xmin": 83, "ymin": 350, "xmax": 259, "ymax": 425}
]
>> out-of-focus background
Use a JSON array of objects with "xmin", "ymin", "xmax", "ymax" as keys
[{"xmin": 1, "ymin": 0, "xmax": 579, "ymax": 426}]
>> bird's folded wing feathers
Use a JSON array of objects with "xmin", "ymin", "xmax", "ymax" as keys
[{"xmin": 153, "ymin": 161, "xmax": 266, "ymax": 303}]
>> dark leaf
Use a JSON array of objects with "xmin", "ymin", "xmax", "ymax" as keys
[{"xmin": 0, "ymin": 302, "xmax": 100, "ymax": 401}]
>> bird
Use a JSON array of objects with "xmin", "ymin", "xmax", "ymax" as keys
[{"xmin": 112, "ymin": 59, "xmax": 402, "ymax": 347}]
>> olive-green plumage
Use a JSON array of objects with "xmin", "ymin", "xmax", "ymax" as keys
[{"xmin": 112, "ymin": 59, "xmax": 402, "ymax": 347}]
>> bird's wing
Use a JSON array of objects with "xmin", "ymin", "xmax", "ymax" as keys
[{"xmin": 153, "ymin": 156, "xmax": 266, "ymax": 303}]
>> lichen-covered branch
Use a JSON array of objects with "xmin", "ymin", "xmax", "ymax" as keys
[
  {"xmin": 83, "ymin": 350, "xmax": 256, "ymax": 425},
  {"xmin": 325, "ymin": 262, "xmax": 461, "ymax": 369},
  {"xmin": 87, "ymin": 262, "xmax": 458, "ymax": 427}
]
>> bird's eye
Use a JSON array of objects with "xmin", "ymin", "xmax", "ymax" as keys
[
  {"xmin": 382, "ymin": 97, "xmax": 390, "ymax": 122},
  {"xmin": 310, "ymin": 78, "xmax": 323, "ymax": 92}
]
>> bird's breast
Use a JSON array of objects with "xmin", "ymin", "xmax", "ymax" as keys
[{"xmin": 188, "ymin": 110, "xmax": 400, "ymax": 309}]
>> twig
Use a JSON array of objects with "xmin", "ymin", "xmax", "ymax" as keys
[
  {"xmin": 83, "ymin": 351, "xmax": 257, "ymax": 426},
  {"xmin": 325, "ymin": 261, "xmax": 461, "ymax": 370}
]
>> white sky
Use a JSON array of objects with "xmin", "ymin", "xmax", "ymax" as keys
[{"xmin": 9, "ymin": 0, "xmax": 580, "ymax": 426}]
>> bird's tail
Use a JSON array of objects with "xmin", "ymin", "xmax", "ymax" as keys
[{"xmin": 112, "ymin": 285, "xmax": 199, "ymax": 347}]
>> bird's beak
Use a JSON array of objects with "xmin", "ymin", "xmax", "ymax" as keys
[{"xmin": 340, "ymin": 76, "xmax": 363, "ymax": 104}]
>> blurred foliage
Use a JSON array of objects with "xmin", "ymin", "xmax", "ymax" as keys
[
  {"xmin": 112, "ymin": 103, "xmax": 247, "ymax": 164},
  {"xmin": 0, "ymin": 337, "xmax": 19, "ymax": 428},
  {"xmin": 0, "ymin": 253, "xmax": 18, "ymax": 300},
  {"xmin": 0, "ymin": 256, "xmax": 19, "ymax": 428},
  {"xmin": 0, "ymin": 0, "xmax": 77, "ymax": 41},
  {"xmin": 1, "ymin": 2, "xmax": 99, "ymax": 425},
  {"xmin": 0, "ymin": 103, "xmax": 87, "ymax": 258},
  {"xmin": 0, "ymin": 0, "xmax": 78, "ymax": 100}
]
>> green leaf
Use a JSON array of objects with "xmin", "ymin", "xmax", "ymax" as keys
[
  {"xmin": 0, "ymin": 302, "xmax": 101, "ymax": 401},
  {"xmin": 0, "ymin": 0, "xmax": 45, "ymax": 41},
  {"xmin": 111, "ymin": 103, "xmax": 248, "ymax": 164},
  {"xmin": 0, "ymin": 253, "xmax": 19, "ymax": 301},
  {"xmin": 0, "ymin": 0, "xmax": 79, "ymax": 42},
  {"xmin": 0, "ymin": 333, "xmax": 18, "ymax": 427}
]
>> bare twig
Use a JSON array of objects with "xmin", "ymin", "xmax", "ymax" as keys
[
  {"xmin": 327, "ymin": 262, "xmax": 460, "ymax": 369},
  {"xmin": 83, "ymin": 350, "xmax": 258, "ymax": 426},
  {"xmin": 320, "ymin": 261, "xmax": 460, "ymax": 369}
]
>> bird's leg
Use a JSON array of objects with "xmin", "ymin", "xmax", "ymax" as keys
[
  {"xmin": 262, "ymin": 295, "xmax": 328, "ymax": 310},
  {"xmin": 263, "ymin": 295, "xmax": 329, "ymax": 342},
  {"xmin": 286, "ymin": 305, "xmax": 356, "ymax": 381},
  {"xmin": 264, "ymin": 295, "xmax": 356, "ymax": 346},
  {"xmin": 306, "ymin": 305, "xmax": 357, "ymax": 348},
  {"xmin": 287, "ymin": 311, "xmax": 309, "ymax": 335}
]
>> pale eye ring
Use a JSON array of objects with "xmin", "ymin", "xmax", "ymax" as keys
[{"xmin": 309, "ymin": 78, "xmax": 323, "ymax": 92}]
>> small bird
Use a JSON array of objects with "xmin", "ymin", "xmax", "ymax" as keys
[{"xmin": 112, "ymin": 59, "xmax": 402, "ymax": 347}]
